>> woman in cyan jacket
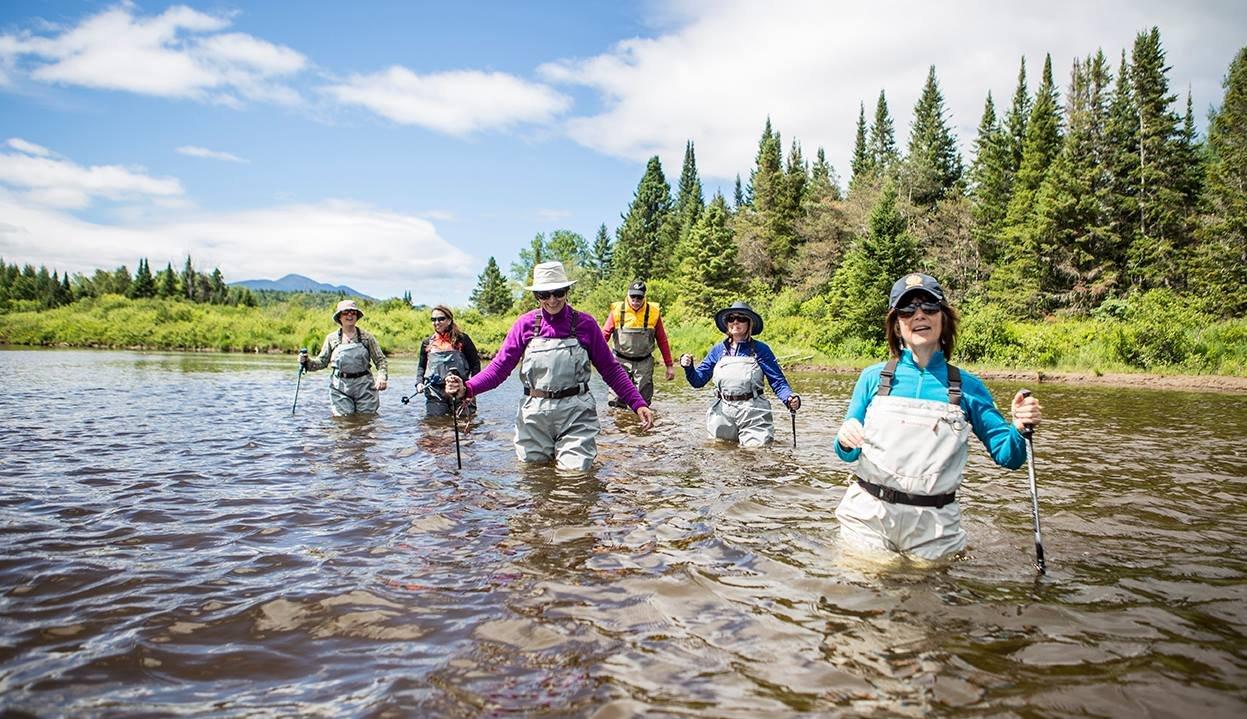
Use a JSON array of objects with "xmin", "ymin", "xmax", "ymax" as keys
[{"xmin": 833, "ymin": 273, "xmax": 1043, "ymax": 561}]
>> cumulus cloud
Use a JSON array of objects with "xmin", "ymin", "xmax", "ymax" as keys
[
  {"xmin": 323, "ymin": 66, "xmax": 572, "ymax": 135},
  {"xmin": 176, "ymin": 145, "xmax": 247, "ymax": 163},
  {"xmin": 0, "ymin": 192, "xmax": 475, "ymax": 302},
  {"xmin": 0, "ymin": 138, "xmax": 183, "ymax": 209},
  {"xmin": 1, "ymin": 4, "xmax": 307, "ymax": 105},
  {"xmin": 540, "ymin": 0, "xmax": 1247, "ymax": 182}
]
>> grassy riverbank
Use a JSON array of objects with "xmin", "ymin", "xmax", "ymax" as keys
[{"xmin": 1, "ymin": 293, "xmax": 1244, "ymax": 382}]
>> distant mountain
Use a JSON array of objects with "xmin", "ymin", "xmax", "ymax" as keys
[{"xmin": 230, "ymin": 274, "xmax": 375, "ymax": 299}]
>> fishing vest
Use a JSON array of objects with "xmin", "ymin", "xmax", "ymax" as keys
[
  {"xmin": 855, "ymin": 358, "xmax": 972, "ymax": 497},
  {"xmin": 424, "ymin": 333, "xmax": 470, "ymax": 384},
  {"xmin": 519, "ymin": 309, "xmax": 591, "ymax": 399},
  {"xmin": 712, "ymin": 342, "xmax": 765, "ymax": 402},
  {"xmin": 610, "ymin": 300, "xmax": 659, "ymax": 360},
  {"xmin": 332, "ymin": 330, "xmax": 372, "ymax": 378}
]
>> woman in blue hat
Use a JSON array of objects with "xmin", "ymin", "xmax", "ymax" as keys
[
  {"xmin": 679, "ymin": 301, "xmax": 800, "ymax": 447},
  {"xmin": 833, "ymin": 272, "xmax": 1043, "ymax": 561}
]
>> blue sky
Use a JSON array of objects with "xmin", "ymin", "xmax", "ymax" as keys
[{"xmin": 1, "ymin": 1, "xmax": 1243, "ymax": 304}]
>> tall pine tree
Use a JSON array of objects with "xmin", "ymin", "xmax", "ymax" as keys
[
  {"xmin": 471, "ymin": 257, "xmax": 513, "ymax": 314},
  {"xmin": 968, "ymin": 92, "xmax": 1013, "ymax": 268},
  {"xmin": 850, "ymin": 102, "xmax": 872, "ymax": 186},
  {"xmin": 678, "ymin": 194, "xmax": 740, "ymax": 315},
  {"xmin": 675, "ymin": 140, "xmax": 705, "ymax": 247},
  {"xmin": 903, "ymin": 65, "xmax": 964, "ymax": 206},
  {"xmin": 869, "ymin": 91, "xmax": 899, "ymax": 173},
  {"xmin": 613, "ymin": 156, "xmax": 676, "ymax": 282}
]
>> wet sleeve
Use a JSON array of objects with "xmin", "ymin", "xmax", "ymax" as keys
[
  {"xmin": 963, "ymin": 374, "xmax": 1027, "ymax": 469},
  {"xmin": 460, "ymin": 334, "xmax": 482, "ymax": 376},
  {"xmin": 834, "ymin": 367, "xmax": 879, "ymax": 463},
  {"xmin": 684, "ymin": 343, "xmax": 722, "ymax": 389},
  {"xmin": 755, "ymin": 342, "xmax": 793, "ymax": 402},
  {"xmin": 654, "ymin": 317, "xmax": 674, "ymax": 366},
  {"xmin": 582, "ymin": 312, "xmax": 647, "ymax": 410},
  {"xmin": 367, "ymin": 333, "xmax": 388, "ymax": 382},
  {"xmin": 416, "ymin": 338, "xmax": 429, "ymax": 379},
  {"xmin": 307, "ymin": 333, "xmax": 333, "ymax": 372},
  {"xmin": 466, "ymin": 313, "xmax": 530, "ymax": 397}
]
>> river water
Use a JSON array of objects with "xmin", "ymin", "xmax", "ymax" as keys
[{"xmin": 1, "ymin": 348, "xmax": 1245, "ymax": 718}]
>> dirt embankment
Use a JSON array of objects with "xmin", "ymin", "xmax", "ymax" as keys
[{"xmin": 787, "ymin": 364, "xmax": 1247, "ymax": 394}]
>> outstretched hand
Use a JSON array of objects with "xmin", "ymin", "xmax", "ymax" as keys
[
  {"xmin": 665, "ymin": 365, "xmax": 676, "ymax": 381},
  {"xmin": 635, "ymin": 406, "xmax": 655, "ymax": 430},
  {"xmin": 444, "ymin": 374, "xmax": 466, "ymax": 399},
  {"xmin": 679, "ymin": 353, "xmax": 694, "ymax": 368},
  {"xmin": 786, "ymin": 394, "xmax": 801, "ymax": 412}
]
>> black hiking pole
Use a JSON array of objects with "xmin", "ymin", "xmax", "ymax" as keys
[
  {"xmin": 291, "ymin": 348, "xmax": 307, "ymax": 415},
  {"xmin": 1020, "ymin": 389, "xmax": 1046, "ymax": 574},
  {"xmin": 446, "ymin": 370, "xmax": 463, "ymax": 469},
  {"xmin": 790, "ymin": 408, "xmax": 797, "ymax": 448}
]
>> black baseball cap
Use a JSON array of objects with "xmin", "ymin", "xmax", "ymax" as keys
[
  {"xmin": 888, "ymin": 273, "xmax": 945, "ymax": 309},
  {"xmin": 627, "ymin": 280, "xmax": 646, "ymax": 297}
]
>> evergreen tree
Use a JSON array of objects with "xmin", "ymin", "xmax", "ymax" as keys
[
  {"xmin": 675, "ymin": 140, "xmax": 705, "ymax": 245},
  {"xmin": 1032, "ymin": 52, "xmax": 1119, "ymax": 311},
  {"xmin": 182, "ymin": 256, "xmax": 195, "ymax": 301},
  {"xmin": 130, "ymin": 258, "xmax": 156, "ymax": 298},
  {"xmin": 157, "ymin": 262, "xmax": 179, "ymax": 298},
  {"xmin": 733, "ymin": 174, "xmax": 745, "ymax": 209},
  {"xmin": 850, "ymin": 102, "xmax": 872, "ymax": 185},
  {"xmin": 209, "ymin": 268, "xmax": 228, "ymax": 304},
  {"xmin": 613, "ymin": 156, "xmax": 676, "ymax": 282},
  {"xmin": 992, "ymin": 54, "xmax": 1062, "ymax": 313},
  {"xmin": 111, "ymin": 265, "xmax": 132, "ymax": 297},
  {"xmin": 470, "ymin": 256, "xmax": 513, "ymax": 315},
  {"xmin": 968, "ymin": 92, "xmax": 1013, "ymax": 267},
  {"xmin": 1193, "ymin": 46, "xmax": 1247, "ymax": 315},
  {"xmin": 810, "ymin": 147, "xmax": 840, "ymax": 201},
  {"xmin": 678, "ymin": 194, "xmax": 740, "ymax": 315},
  {"xmin": 1105, "ymin": 50, "xmax": 1141, "ymax": 272},
  {"xmin": 869, "ymin": 91, "xmax": 900, "ymax": 172},
  {"xmin": 826, "ymin": 182, "xmax": 919, "ymax": 344},
  {"xmin": 1127, "ymin": 27, "xmax": 1188, "ymax": 290},
  {"xmin": 511, "ymin": 233, "xmax": 547, "ymax": 285},
  {"xmin": 1004, "ymin": 57, "xmax": 1032, "ymax": 175},
  {"xmin": 589, "ymin": 223, "xmax": 613, "ymax": 279},
  {"xmin": 749, "ymin": 118, "xmax": 784, "ymax": 213},
  {"xmin": 903, "ymin": 65, "xmax": 964, "ymax": 206}
]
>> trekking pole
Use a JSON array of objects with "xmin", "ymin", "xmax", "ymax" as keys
[
  {"xmin": 790, "ymin": 407, "xmax": 797, "ymax": 448},
  {"xmin": 1019, "ymin": 389, "xmax": 1046, "ymax": 574},
  {"xmin": 447, "ymin": 370, "xmax": 463, "ymax": 469},
  {"xmin": 291, "ymin": 348, "xmax": 307, "ymax": 415}
]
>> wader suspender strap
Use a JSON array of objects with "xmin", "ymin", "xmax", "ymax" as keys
[
  {"xmin": 876, "ymin": 358, "xmax": 898, "ymax": 396},
  {"xmin": 530, "ymin": 308, "xmax": 581, "ymax": 345},
  {"xmin": 643, "ymin": 302, "xmax": 650, "ymax": 328},
  {"xmin": 875, "ymin": 358, "xmax": 962, "ymax": 407}
]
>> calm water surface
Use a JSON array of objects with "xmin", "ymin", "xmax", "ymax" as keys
[{"xmin": 1, "ymin": 349, "xmax": 1245, "ymax": 717}]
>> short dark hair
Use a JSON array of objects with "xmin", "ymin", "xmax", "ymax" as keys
[{"xmin": 884, "ymin": 302, "xmax": 959, "ymax": 360}]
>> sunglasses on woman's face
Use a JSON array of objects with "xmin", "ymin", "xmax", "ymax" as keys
[
  {"xmin": 431, "ymin": 315, "xmax": 449, "ymax": 323},
  {"xmin": 725, "ymin": 314, "xmax": 750, "ymax": 324},
  {"xmin": 896, "ymin": 301, "xmax": 942, "ymax": 318},
  {"xmin": 340, "ymin": 311, "xmax": 360, "ymax": 318},
  {"xmin": 533, "ymin": 288, "xmax": 567, "ymax": 300}
]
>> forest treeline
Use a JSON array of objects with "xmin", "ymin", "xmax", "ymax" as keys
[
  {"xmin": 2, "ymin": 29, "xmax": 1244, "ymax": 376},
  {"xmin": 0, "ymin": 256, "xmax": 257, "ymax": 309}
]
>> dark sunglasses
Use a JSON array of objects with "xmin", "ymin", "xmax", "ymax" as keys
[
  {"xmin": 340, "ymin": 310, "xmax": 360, "ymax": 318},
  {"xmin": 533, "ymin": 288, "xmax": 567, "ymax": 300},
  {"xmin": 896, "ymin": 301, "xmax": 942, "ymax": 318},
  {"xmin": 725, "ymin": 314, "xmax": 750, "ymax": 324},
  {"xmin": 430, "ymin": 315, "xmax": 449, "ymax": 323}
]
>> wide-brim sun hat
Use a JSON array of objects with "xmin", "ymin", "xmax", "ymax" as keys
[
  {"xmin": 525, "ymin": 261, "xmax": 577, "ymax": 292},
  {"xmin": 333, "ymin": 299, "xmax": 364, "ymax": 324},
  {"xmin": 714, "ymin": 301, "xmax": 764, "ymax": 336},
  {"xmin": 888, "ymin": 273, "xmax": 945, "ymax": 310}
]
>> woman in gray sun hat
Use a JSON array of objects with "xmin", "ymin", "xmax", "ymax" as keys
[
  {"xmin": 679, "ymin": 300, "xmax": 800, "ymax": 447},
  {"xmin": 301, "ymin": 299, "xmax": 389, "ymax": 416},
  {"xmin": 444, "ymin": 261, "xmax": 654, "ymax": 471}
]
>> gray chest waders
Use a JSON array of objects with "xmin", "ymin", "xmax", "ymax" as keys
[
  {"xmin": 707, "ymin": 351, "xmax": 772, "ymax": 446},
  {"xmin": 513, "ymin": 311, "xmax": 599, "ymax": 471}
]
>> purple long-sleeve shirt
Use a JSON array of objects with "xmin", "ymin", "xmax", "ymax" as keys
[{"xmin": 465, "ymin": 305, "xmax": 648, "ymax": 411}]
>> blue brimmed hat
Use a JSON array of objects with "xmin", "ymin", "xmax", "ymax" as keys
[{"xmin": 888, "ymin": 273, "xmax": 945, "ymax": 310}]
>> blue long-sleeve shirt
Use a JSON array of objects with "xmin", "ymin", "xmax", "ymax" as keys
[
  {"xmin": 834, "ymin": 350, "xmax": 1026, "ymax": 469},
  {"xmin": 683, "ymin": 338, "xmax": 794, "ymax": 403}
]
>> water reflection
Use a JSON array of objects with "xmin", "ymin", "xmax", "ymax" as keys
[{"xmin": 1, "ymin": 349, "xmax": 1245, "ymax": 717}]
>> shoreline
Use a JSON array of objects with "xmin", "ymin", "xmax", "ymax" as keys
[
  {"xmin": 5, "ymin": 343, "xmax": 1245, "ymax": 394},
  {"xmin": 788, "ymin": 362, "xmax": 1247, "ymax": 394}
]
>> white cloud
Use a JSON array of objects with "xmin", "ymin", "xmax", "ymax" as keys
[
  {"xmin": 0, "ymin": 192, "xmax": 476, "ymax": 302},
  {"xmin": 323, "ymin": 66, "xmax": 572, "ymax": 135},
  {"xmin": 536, "ymin": 209, "xmax": 572, "ymax": 221},
  {"xmin": 6, "ymin": 138, "xmax": 55, "ymax": 157},
  {"xmin": 176, "ymin": 145, "xmax": 247, "ymax": 163},
  {"xmin": 540, "ymin": 0, "xmax": 1247, "ymax": 183},
  {"xmin": 0, "ymin": 140, "xmax": 183, "ymax": 209},
  {"xmin": 2, "ymin": 4, "xmax": 306, "ymax": 105}
]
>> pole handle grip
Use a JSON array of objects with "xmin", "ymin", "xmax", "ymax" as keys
[{"xmin": 1018, "ymin": 388, "xmax": 1035, "ymax": 439}]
